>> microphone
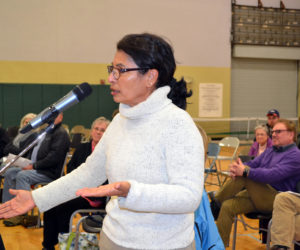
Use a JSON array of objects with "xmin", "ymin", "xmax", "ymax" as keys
[{"xmin": 20, "ymin": 82, "xmax": 92, "ymax": 134}]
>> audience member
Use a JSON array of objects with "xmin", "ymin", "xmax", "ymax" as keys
[
  {"xmin": 266, "ymin": 109, "xmax": 280, "ymax": 137},
  {"xmin": 270, "ymin": 192, "xmax": 300, "ymax": 250},
  {"xmin": 0, "ymin": 126, "xmax": 9, "ymax": 159},
  {"xmin": 248, "ymin": 124, "xmax": 272, "ymax": 158},
  {"xmin": 0, "ymin": 33, "xmax": 204, "ymax": 250},
  {"xmin": 3, "ymin": 113, "xmax": 37, "ymax": 157},
  {"xmin": 42, "ymin": 116, "xmax": 110, "ymax": 250},
  {"xmin": 6, "ymin": 126, "xmax": 19, "ymax": 141},
  {"xmin": 209, "ymin": 119, "xmax": 300, "ymax": 247},
  {"xmin": 2, "ymin": 113, "xmax": 70, "ymax": 226}
]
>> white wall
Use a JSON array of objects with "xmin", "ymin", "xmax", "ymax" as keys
[{"xmin": 0, "ymin": 0, "xmax": 231, "ymax": 67}]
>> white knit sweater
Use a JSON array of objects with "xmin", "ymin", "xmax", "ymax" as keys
[{"xmin": 32, "ymin": 86, "xmax": 204, "ymax": 249}]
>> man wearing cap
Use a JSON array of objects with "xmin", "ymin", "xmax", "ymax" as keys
[{"xmin": 266, "ymin": 109, "xmax": 280, "ymax": 137}]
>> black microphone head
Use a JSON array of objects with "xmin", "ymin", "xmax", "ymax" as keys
[
  {"xmin": 73, "ymin": 82, "xmax": 93, "ymax": 101},
  {"xmin": 20, "ymin": 123, "xmax": 33, "ymax": 134}
]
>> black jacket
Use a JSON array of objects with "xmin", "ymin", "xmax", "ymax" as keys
[
  {"xmin": 67, "ymin": 141, "xmax": 92, "ymax": 174},
  {"xmin": 32, "ymin": 123, "xmax": 70, "ymax": 180},
  {"xmin": 0, "ymin": 127, "xmax": 10, "ymax": 158}
]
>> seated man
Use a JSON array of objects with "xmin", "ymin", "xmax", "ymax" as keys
[
  {"xmin": 270, "ymin": 192, "xmax": 300, "ymax": 250},
  {"xmin": 209, "ymin": 119, "xmax": 300, "ymax": 247},
  {"xmin": 2, "ymin": 113, "xmax": 70, "ymax": 226},
  {"xmin": 266, "ymin": 109, "xmax": 280, "ymax": 138},
  {"xmin": 42, "ymin": 117, "xmax": 110, "ymax": 250}
]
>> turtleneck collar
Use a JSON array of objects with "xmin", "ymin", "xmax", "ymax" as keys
[{"xmin": 119, "ymin": 86, "xmax": 172, "ymax": 120}]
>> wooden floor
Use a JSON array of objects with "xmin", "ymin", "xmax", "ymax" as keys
[
  {"xmin": 0, "ymin": 153, "xmax": 269, "ymax": 250},
  {"xmin": 0, "ymin": 215, "xmax": 267, "ymax": 250}
]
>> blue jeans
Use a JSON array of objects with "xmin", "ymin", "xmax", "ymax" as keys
[{"xmin": 2, "ymin": 167, "xmax": 53, "ymax": 203}]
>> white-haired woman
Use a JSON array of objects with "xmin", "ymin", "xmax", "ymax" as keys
[{"xmin": 248, "ymin": 124, "xmax": 272, "ymax": 157}]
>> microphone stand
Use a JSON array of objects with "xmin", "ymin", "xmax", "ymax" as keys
[{"xmin": 0, "ymin": 123, "xmax": 55, "ymax": 176}]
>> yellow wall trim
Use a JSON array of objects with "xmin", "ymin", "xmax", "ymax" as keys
[
  {"xmin": 0, "ymin": 61, "xmax": 109, "ymax": 85},
  {"xmin": 0, "ymin": 61, "xmax": 231, "ymax": 119}
]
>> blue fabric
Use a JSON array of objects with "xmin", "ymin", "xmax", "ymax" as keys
[{"xmin": 194, "ymin": 190, "xmax": 225, "ymax": 250}]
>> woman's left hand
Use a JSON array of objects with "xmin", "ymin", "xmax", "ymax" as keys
[{"xmin": 76, "ymin": 181, "xmax": 131, "ymax": 198}]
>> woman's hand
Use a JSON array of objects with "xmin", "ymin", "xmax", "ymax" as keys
[
  {"xmin": 0, "ymin": 189, "xmax": 35, "ymax": 219},
  {"xmin": 76, "ymin": 181, "xmax": 131, "ymax": 198}
]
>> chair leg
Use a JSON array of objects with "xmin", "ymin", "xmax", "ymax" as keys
[
  {"xmin": 232, "ymin": 215, "xmax": 238, "ymax": 250},
  {"xmin": 238, "ymin": 214, "xmax": 248, "ymax": 231},
  {"xmin": 266, "ymin": 219, "xmax": 272, "ymax": 250},
  {"xmin": 36, "ymin": 210, "xmax": 41, "ymax": 228}
]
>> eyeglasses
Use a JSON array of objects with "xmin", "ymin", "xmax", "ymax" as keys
[
  {"xmin": 271, "ymin": 129, "xmax": 289, "ymax": 135},
  {"xmin": 107, "ymin": 65, "xmax": 150, "ymax": 80}
]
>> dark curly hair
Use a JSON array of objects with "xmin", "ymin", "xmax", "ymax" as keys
[{"xmin": 117, "ymin": 33, "xmax": 192, "ymax": 110}]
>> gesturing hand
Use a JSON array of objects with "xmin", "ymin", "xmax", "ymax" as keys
[
  {"xmin": 0, "ymin": 189, "xmax": 35, "ymax": 219},
  {"xmin": 76, "ymin": 181, "xmax": 131, "ymax": 198}
]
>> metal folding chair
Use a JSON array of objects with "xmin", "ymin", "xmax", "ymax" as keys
[
  {"xmin": 205, "ymin": 143, "xmax": 220, "ymax": 184},
  {"xmin": 69, "ymin": 208, "xmax": 106, "ymax": 250},
  {"xmin": 215, "ymin": 137, "xmax": 240, "ymax": 186}
]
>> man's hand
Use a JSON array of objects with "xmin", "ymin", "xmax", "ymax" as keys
[
  {"xmin": 229, "ymin": 158, "xmax": 245, "ymax": 178},
  {"xmin": 76, "ymin": 181, "xmax": 131, "ymax": 198},
  {"xmin": 22, "ymin": 164, "xmax": 33, "ymax": 170},
  {"xmin": 0, "ymin": 189, "xmax": 36, "ymax": 219}
]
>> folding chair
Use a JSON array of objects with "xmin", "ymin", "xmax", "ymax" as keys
[
  {"xmin": 205, "ymin": 143, "xmax": 220, "ymax": 184},
  {"xmin": 232, "ymin": 212, "xmax": 272, "ymax": 250},
  {"xmin": 215, "ymin": 137, "xmax": 240, "ymax": 186},
  {"xmin": 69, "ymin": 208, "xmax": 106, "ymax": 250}
]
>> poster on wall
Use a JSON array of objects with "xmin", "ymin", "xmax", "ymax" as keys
[{"xmin": 199, "ymin": 83, "xmax": 223, "ymax": 117}]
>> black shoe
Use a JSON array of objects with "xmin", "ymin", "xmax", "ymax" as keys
[
  {"xmin": 42, "ymin": 247, "xmax": 55, "ymax": 250},
  {"xmin": 270, "ymin": 245, "xmax": 289, "ymax": 250},
  {"xmin": 208, "ymin": 191, "xmax": 221, "ymax": 220}
]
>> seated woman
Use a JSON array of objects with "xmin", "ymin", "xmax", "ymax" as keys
[
  {"xmin": 42, "ymin": 117, "xmax": 110, "ymax": 250},
  {"xmin": 248, "ymin": 124, "xmax": 272, "ymax": 158},
  {"xmin": 3, "ymin": 113, "xmax": 37, "ymax": 157}
]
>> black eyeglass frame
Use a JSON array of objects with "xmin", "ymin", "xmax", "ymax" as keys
[
  {"xmin": 107, "ymin": 65, "xmax": 150, "ymax": 80},
  {"xmin": 271, "ymin": 129, "xmax": 289, "ymax": 135}
]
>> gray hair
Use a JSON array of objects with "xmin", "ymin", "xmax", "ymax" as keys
[
  {"xmin": 254, "ymin": 124, "xmax": 268, "ymax": 134},
  {"xmin": 91, "ymin": 116, "xmax": 110, "ymax": 129}
]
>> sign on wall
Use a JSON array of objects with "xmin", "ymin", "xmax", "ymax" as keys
[{"xmin": 199, "ymin": 83, "xmax": 223, "ymax": 117}]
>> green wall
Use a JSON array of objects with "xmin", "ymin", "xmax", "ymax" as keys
[{"xmin": 0, "ymin": 83, "xmax": 118, "ymax": 129}]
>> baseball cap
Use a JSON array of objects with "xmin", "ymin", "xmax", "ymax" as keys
[{"xmin": 267, "ymin": 109, "xmax": 280, "ymax": 117}]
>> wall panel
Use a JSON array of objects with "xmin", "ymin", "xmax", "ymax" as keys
[{"xmin": 0, "ymin": 83, "xmax": 118, "ymax": 129}]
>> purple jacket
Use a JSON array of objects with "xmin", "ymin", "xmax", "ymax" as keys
[
  {"xmin": 247, "ymin": 144, "xmax": 300, "ymax": 192},
  {"xmin": 248, "ymin": 137, "xmax": 273, "ymax": 157}
]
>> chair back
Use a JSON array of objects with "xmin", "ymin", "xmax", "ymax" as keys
[
  {"xmin": 218, "ymin": 137, "xmax": 240, "ymax": 159},
  {"xmin": 60, "ymin": 153, "xmax": 69, "ymax": 177},
  {"xmin": 196, "ymin": 123, "xmax": 209, "ymax": 161},
  {"xmin": 207, "ymin": 143, "xmax": 220, "ymax": 158},
  {"xmin": 204, "ymin": 143, "xmax": 220, "ymax": 183},
  {"xmin": 70, "ymin": 125, "xmax": 85, "ymax": 134}
]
